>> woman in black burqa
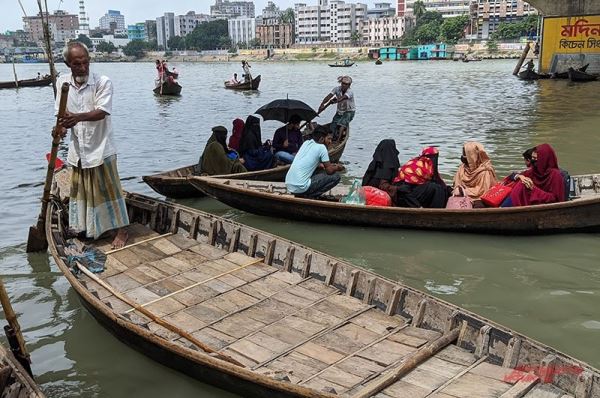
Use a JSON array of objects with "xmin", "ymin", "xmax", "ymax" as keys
[{"xmin": 238, "ymin": 115, "xmax": 274, "ymax": 171}]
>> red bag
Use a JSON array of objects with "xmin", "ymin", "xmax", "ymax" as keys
[
  {"xmin": 363, "ymin": 186, "xmax": 392, "ymax": 207},
  {"xmin": 481, "ymin": 182, "xmax": 514, "ymax": 207}
]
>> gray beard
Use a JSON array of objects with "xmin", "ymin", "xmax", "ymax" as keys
[{"xmin": 75, "ymin": 75, "xmax": 88, "ymax": 84}]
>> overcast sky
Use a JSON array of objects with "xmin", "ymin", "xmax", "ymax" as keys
[{"xmin": 3, "ymin": 0, "xmax": 381, "ymax": 31}]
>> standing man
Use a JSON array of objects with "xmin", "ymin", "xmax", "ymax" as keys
[
  {"xmin": 55, "ymin": 41, "xmax": 129, "ymax": 248},
  {"xmin": 272, "ymin": 114, "xmax": 303, "ymax": 164},
  {"xmin": 242, "ymin": 60, "xmax": 252, "ymax": 83},
  {"xmin": 285, "ymin": 125, "xmax": 344, "ymax": 199},
  {"xmin": 318, "ymin": 75, "xmax": 355, "ymax": 140}
]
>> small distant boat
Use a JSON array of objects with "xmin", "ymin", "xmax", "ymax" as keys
[
  {"xmin": 329, "ymin": 61, "xmax": 354, "ymax": 67},
  {"xmin": 568, "ymin": 67, "xmax": 598, "ymax": 82},
  {"xmin": 154, "ymin": 80, "xmax": 182, "ymax": 96},
  {"xmin": 517, "ymin": 69, "xmax": 551, "ymax": 81},
  {"xmin": 375, "ymin": 59, "xmax": 382, "ymax": 65},
  {"xmin": 552, "ymin": 64, "xmax": 589, "ymax": 79},
  {"xmin": 462, "ymin": 57, "xmax": 482, "ymax": 63},
  {"xmin": 0, "ymin": 76, "xmax": 53, "ymax": 90},
  {"xmin": 224, "ymin": 75, "xmax": 261, "ymax": 91}
]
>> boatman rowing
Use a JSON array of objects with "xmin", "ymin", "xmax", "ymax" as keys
[
  {"xmin": 54, "ymin": 41, "xmax": 130, "ymax": 249},
  {"xmin": 318, "ymin": 75, "xmax": 355, "ymax": 141}
]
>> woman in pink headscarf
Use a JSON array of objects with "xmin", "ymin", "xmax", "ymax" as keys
[
  {"xmin": 507, "ymin": 143, "xmax": 565, "ymax": 207},
  {"xmin": 453, "ymin": 141, "xmax": 498, "ymax": 207},
  {"xmin": 228, "ymin": 118, "xmax": 245, "ymax": 152}
]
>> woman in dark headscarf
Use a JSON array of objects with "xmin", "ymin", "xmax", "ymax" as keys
[
  {"xmin": 362, "ymin": 139, "xmax": 400, "ymax": 188},
  {"xmin": 420, "ymin": 146, "xmax": 449, "ymax": 193},
  {"xmin": 239, "ymin": 115, "xmax": 274, "ymax": 171},
  {"xmin": 199, "ymin": 126, "xmax": 246, "ymax": 175},
  {"xmin": 228, "ymin": 118, "xmax": 244, "ymax": 152},
  {"xmin": 507, "ymin": 143, "xmax": 565, "ymax": 207}
]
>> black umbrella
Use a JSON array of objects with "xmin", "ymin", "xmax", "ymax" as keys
[{"xmin": 255, "ymin": 98, "xmax": 318, "ymax": 124}]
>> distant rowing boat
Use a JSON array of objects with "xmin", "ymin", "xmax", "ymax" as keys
[
  {"xmin": 329, "ymin": 62, "xmax": 354, "ymax": 67},
  {"xmin": 225, "ymin": 75, "xmax": 261, "ymax": 90},
  {"xmin": 154, "ymin": 80, "xmax": 182, "ymax": 96},
  {"xmin": 568, "ymin": 67, "xmax": 598, "ymax": 82},
  {"xmin": 0, "ymin": 76, "xmax": 53, "ymax": 89}
]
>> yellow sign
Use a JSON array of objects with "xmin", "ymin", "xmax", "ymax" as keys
[{"xmin": 540, "ymin": 15, "xmax": 600, "ymax": 73}]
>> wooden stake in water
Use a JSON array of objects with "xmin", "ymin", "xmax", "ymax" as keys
[
  {"xmin": 0, "ymin": 277, "xmax": 31, "ymax": 375},
  {"xmin": 12, "ymin": 57, "xmax": 18, "ymax": 88}
]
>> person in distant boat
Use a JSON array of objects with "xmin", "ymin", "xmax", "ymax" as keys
[
  {"xmin": 524, "ymin": 59, "xmax": 535, "ymax": 72},
  {"xmin": 54, "ymin": 41, "xmax": 129, "ymax": 249},
  {"xmin": 241, "ymin": 60, "xmax": 252, "ymax": 83},
  {"xmin": 272, "ymin": 114, "xmax": 303, "ymax": 164},
  {"xmin": 238, "ymin": 115, "xmax": 274, "ymax": 171},
  {"xmin": 286, "ymin": 125, "xmax": 344, "ymax": 199},
  {"xmin": 198, "ymin": 126, "xmax": 247, "ymax": 176},
  {"xmin": 502, "ymin": 144, "xmax": 566, "ymax": 207},
  {"xmin": 452, "ymin": 142, "xmax": 498, "ymax": 207},
  {"xmin": 228, "ymin": 118, "xmax": 245, "ymax": 152},
  {"xmin": 319, "ymin": 75, "xmax": 355, "ymax": 140},
  {"xmin": 172, "ymin": 66, "xmax": 178, "ymax": 76},
  {"xmin": 228, "ymin": 73, "xmax": 240, "ymax": 85},
  {"xmin": 36, "ymin": 72, "xmax": 42, "ymax": 80}
]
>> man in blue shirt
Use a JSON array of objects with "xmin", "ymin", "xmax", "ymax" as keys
[{"xmin": 285, "ymin": 126, "xmax": 344, "ymax": 198}]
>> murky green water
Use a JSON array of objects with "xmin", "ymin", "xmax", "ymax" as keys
[{"xmin": 1, "ymin": 60, "xmax": 599, "ymax": 397}]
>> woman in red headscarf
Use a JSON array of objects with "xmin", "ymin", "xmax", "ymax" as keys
[
  {"xmin": 507, "ymin": 143, "xmax": 565, "ymax": 207},
  {"xmin": 391, "ymin": 152, "xmax": 446, "ymax": 208},
  {"xmin": 228, "ymin": 118, "xmax": 245, "ymax": 152}
]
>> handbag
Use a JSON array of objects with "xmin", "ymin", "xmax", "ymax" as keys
[
  {"xmin": 481, "ymin": 181, "xmax": 514, "ymax": 207},
  {"xmin": 446, "ymin": 186, "xmax": 473, "ymax": 209}
]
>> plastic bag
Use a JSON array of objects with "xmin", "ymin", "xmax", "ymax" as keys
[
  {"xmin": 341, "ymin": 179, "xmax": 366, "ymax": 205},
  {"xmin": 363, "ymin": 186, "xmax": 392, "ymax": 207}
]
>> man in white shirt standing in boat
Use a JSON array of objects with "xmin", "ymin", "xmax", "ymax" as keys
[
  {"xmin": 54, "ymin": 41, "xmax": 129, "ymax": 249},
  {"xmin": 318, "ymin": 75, "xmax": 355, "ymax": 141}
]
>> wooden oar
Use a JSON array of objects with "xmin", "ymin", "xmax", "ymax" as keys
[
  {"xmin": 299, "ymin": 96, "xmax": 336, "ymax": 131},
  {"xmin": 26, "ymin": 82, "xmax": 69, "ymax": 253},
  {"xmin": 12, "ymin": 58, "xmax": 18, "ymax": 88}
]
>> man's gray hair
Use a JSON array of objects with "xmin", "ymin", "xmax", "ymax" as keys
[{"xmin": 63, "ymin": 41, "xmax": 90, "ymax": 62}]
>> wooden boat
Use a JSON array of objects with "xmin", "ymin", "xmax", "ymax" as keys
[
  {"xmin": 568, "ymin": 67, "xmax": 598, "ymax": 82},
  {"xmin": 154, "ymin": 80, "xmax": 182, "ymax": 96},
  {"xmin": 374, "ymin": 59, "xmax": 382, "ymax": 65},
  {"xmin": 224, "ymin": 75, "xmax": 261, "ymax": 91},
  {"xmin": 461, "ymin": 58, "xmax": 482, "ymax": 63},
  {"xmin": 551, "ymin": 64, "xmax": 588, "ymax": 79},
  {"xmin": 517, "ymin": 69, "xmax": 551, "ymax": 81},
  {"xmin": 0, "ymin": 76, "xmax": 53, "ymax": 89},
  {"xmin": 328, "ymin": 62, "xmax": 355, "ymax": 67},
  {"xmin": 143, "ymin": 128, "xmax": 349, "ymax": 199},
  {"xmin": 46, "ymin": 172, "xmax": 600, "ymax": 398},
  {"xmin": 0, "ymin": 343, "xmax": 45, "ymax": 397},
  {"xmin": 189, "ymin": 173, "xmax": 600, "ymax": 234}
]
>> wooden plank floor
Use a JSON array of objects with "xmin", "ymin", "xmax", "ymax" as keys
[{"xmin": 79, "ymin": 223, "xmax": 572, "ymax": 398}]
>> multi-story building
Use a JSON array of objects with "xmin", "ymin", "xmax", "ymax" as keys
[
  {"xmin": 360, "ymin": 16, "xmax": 405, "ymax": 46},
  {"xmin": 23, "ymin": 10, "xmax": 79, "ymax": 44},
  {"xmin": 256, "ymin": 23, "xmax": 294, "ymax": 48},
  {"xmin": 211, "ymin": 0, "xmax": 255, "ymax": 19},
  {"xmin": 405, "ymin": 0, "xmax": 471, "ymax": 18},
  {"xmin": 397, "ymin": 0, "xmax": 407, "ymax": 16},
  {"xmin": 174, "ymin": 11, "xmax": 210, "ymax": 37},
  {"xmin": 473, "ymin": 0, "xmax": 537, "ymax": 39},
  {"xmin": 228, "ymin": 17, "xmax": 256, "ymax": 46},
  {"xmin": 99, "ymin": 10, "xmax": 126, "ymax": 32},
  {"xmin": 258, "ymin": 1, "xmax": 284, "ymax": 25},
  {"xmin": 145, "ymin": 20, "xmax": 157, "ymax": 42},
  {"xmin": 295, "ymin": 0, "xmax": 367, "ymax": 45},
  {"xmin": 127, "ymin": 23, "xmax": 146, "ymax": 41},
  {"xmin": 367, "ymin": 2, "xmax": 396, "ymax": 18},
  {"xmin": 156, "ymin": 13, "xmax": 175, "ymax": 49}
]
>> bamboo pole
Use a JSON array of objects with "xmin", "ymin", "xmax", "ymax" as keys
[
  {"xmin": 12, "ymin": 57, "xmax": 18, "ymax": 88},
  {"xmin": 37, "ymin": 0, "xmax": 57, "ymax": 98},
  {"xmin": 0, "ymin": 278, "xmax": 29, "ymax": 363},
  {"xmin": 513, "ymin": 42, "xmax": 531, "ymax": 76},
  {"xmin": 74, "ymin": 263, "xmax": 246, "ymax": 367}
]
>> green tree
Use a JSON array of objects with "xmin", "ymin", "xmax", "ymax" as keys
[
  {"xmin": 167, "ymin": 35, "xmax": 185, "ymax": 50},
  {"xmin": 96, "ymin": 41, "xmax": 116, "ymax": 54},
  {"xmin": 281, "ymin": 8, "xmax": 295, "ymax": 24},
  {"xmin": 70, "ymin": 34, "xmax": 92, "ymax": 48},
  {"xmin": 439, "ymin": 15, "xmax": 469, "ymax": 43},
  {"xmin": 249, "ymin": 38, "xmax": 261, "ymax": 48},
  {"xmin": 414, "ymin": 22, "xmax": 440, "ymax": 44},
  {"xmin": 412, "ymin": 0, "xmax": 426, "ymax": 22},
  {"xmin": 351, "ymin": 31, "xmax": 361, "ymax": 46},
  {"xmin": 486, "ymin": 37, "xmax": 499, "ymax": 53},
  {"xmin": 122, "ymin": 39, "xmax": 147, "ymax": 58},
  {"xmin": 418, "ymin": 10, "xmax": 443, "ymax": 26},
  {"xmin": 185, "ymin": 20, "xmax": 229, "ymax": 50}
]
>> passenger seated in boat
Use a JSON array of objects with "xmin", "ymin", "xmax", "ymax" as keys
[
  {"xmin": 228, "ymin": 118, "xmax": 244, "ymax": 152},
  {"xmin": 228, "ymin": 73, "xmax": 240, "ymax": 85},
  {"xmin": 198, "ymin": 126, "xmax": 246, "ymax": 176},
  {"xmin": 238, "ymin": 115, "xmax": 274, "ymax": 171},
  {"xmin": 452, "ymin": 142, "xmax": 498, "ymax": 208},
  {"xmin": 362, "ymin": 139, "xmax": 401, "ymax": 201},
  {"xmin": 502, "ymin": 143, "xmax": 566, "ymax": 207},
  {"xmin": 272, "ymin": 114, "xmax": 303, "ymax": 164},
  {"xmin": 420, "ymin": 146, "xmax": 451, "ymax": 199},
  {"xmin": 393, "ymin": 154, "xmax": 447, "ymax": 208},
  {"xmin": 286, "ymin": 125, "xmax": 344, "ymax": 199}
]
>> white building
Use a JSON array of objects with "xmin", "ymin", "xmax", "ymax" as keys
[
  {"xmin": 405, "ymin": 0, "xmax": 471, "ymax": 18},
  {"xmin": 156, "ymin": 12, "xmax": 175, "ymax": 49},
  {"xmin": 473, "ymin": 0, "xmax": 537, "ymax": 39},
  {"xmin": 295, "ymin": 0, "xmax": 367, "ymax": 44},
  {"xmin": 228, "ymin": 17, "xmax": 256, "ymax": 46},
  {"xmin": 360, "ymin": 16, "xmax": 405, "ymax": 46},
  {"xmin": 90, "ymin": 34, "xmax": 130, "ymax": 48},
  {"xmin": 99, "ymin": 10, "xmax": 126, "ymax": 31},
  {"xmin": 174, "ymin": 11, "xmax": 210, "ymax": 37},
  {"xmin": 211, "ymin": 0, "xmax": 255, "ymax": 19}
]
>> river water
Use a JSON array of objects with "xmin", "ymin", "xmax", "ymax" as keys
[{"xmin": 0, "ymin": 60, "xmax": 599, "ymax": 397}]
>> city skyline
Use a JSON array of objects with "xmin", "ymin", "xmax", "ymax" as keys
[{"xmin": 2, "ymin": 0, "xmax": 383, "ymax": 32}]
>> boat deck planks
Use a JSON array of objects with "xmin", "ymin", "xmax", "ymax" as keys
[{"xmin": 46, "ymin": 182, "xmax": 600, "ymax": 397}]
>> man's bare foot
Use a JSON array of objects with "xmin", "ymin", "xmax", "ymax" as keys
[{"xmin": 111, "ymin": 228, "xmax": 128, "ymax": 249}]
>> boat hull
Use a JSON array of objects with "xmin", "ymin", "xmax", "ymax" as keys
[
  {"xmin": 224, "ymin": 75, "xmax": 261, "ymax": 90},
  {"xmin": 189, "ymin": 177, "xmax": 600, "ymax": 234},
  {"xmin": 154, "ymin": 81, "xmax": 182, "ymax": 95},
  {"xmin": 328, "ymin": 63, "xmax": 354, "ymax": 67},
  {"xmin": 568, "ymin": 68, "xmax": 598, "ymax": 82},
  {"xmin": 0, "ymin": 77, "xmax": 53, "ymax": 89}
]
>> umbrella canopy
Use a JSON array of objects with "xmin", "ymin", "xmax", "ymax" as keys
[{"xmin": 255, "ymin": 98, "xmax": 318, "ymax": 124}]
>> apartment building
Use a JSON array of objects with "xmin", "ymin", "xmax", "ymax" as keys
[
  {"xmin": 228, "ymin": 17, "xmax": 256, "ymax": 46},
  {"xmin": 256, "ymin": 24, "xmax": 294, "ymax": 48},
  {"xmin": 474, "ymin": 0, "xmax": 537, "ymax": 39},
  {"xmin": 295, "ymin": 0, "xmax": 367, "ymax": 45},
  {"xmin": 211, "ymin": 0, "xmax": 255, "ymax": 19},
  {"xmin": 127, "ymin": 23, "xmax": 146, "ymax": 41},
  {"xmin": 174, "ymin": 11, "xmax": 210, "ymax": 37},
  {"xmin": 360, "ymin": 16, "xmax": 405, "ymax": 46},
  {"xmin": 99, "ymin": 10, "xmax": 126, "ymax": 31},
  {"xmin": 405, "ymin": 0, "xmax": 471, "ymax": 18},
  {"xmin": 23, "ymin": 10, "xmax": 79, "ymax": 44},
  {"xmin": 156, "ymin": 13, "xmax": 175, "ymax": 49},
  {"xmin": 367, "ymin": 2, "xmax": 396, "ymax": 18}
]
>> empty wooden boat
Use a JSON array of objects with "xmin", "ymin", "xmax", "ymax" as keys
[
  {"xmin": 0, "ymin": 76, "xmax": 53, "ymax": 89},
  {"xmin": 568, "ymin": 68, "xmax": 598, "ymax": 82},
  {"xmin": 143, "ymin": 129, "xmax": 349, "ymax": 199},
  {"xmin": 225, "ymin": 75, "xmax": 261, "ymax": 90},
  {"xmin": 0, "ymin": 343, "xmax": 45, "ymax": 397},
  {"xmin": 328, "ymin": 62, "xmax": 355, "ymax": 67},
  {"xmin": 188, "ymin": 173, "xmax": 600, "ymax": 234},
  {"xmin": 552, "ymin": 64, "xmax": 589, "ymax": 79},
  {"xmin": 517, "ymin": 69, "xmax": 551, "ymax": 81},
  {"xmin": 154, "ymin": 81, "xmax": 182, "ymax": 96},
  {"xmin": 46, "ymin": 172, "xmax": 600, "ymax": 397}
]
